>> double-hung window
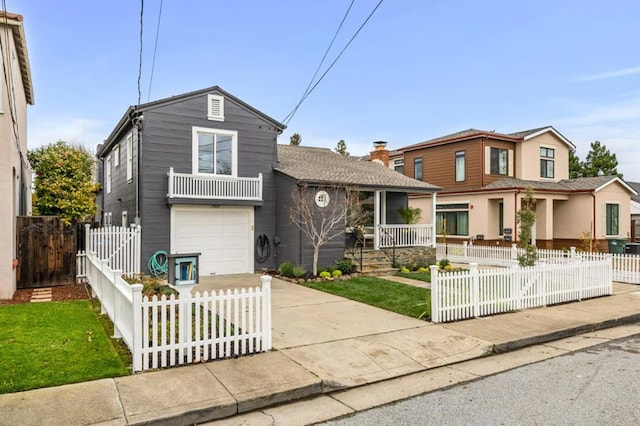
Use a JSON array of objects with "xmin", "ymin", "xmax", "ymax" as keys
[
  {"xmin": 126, "ymin": 133, "xmax": 133, "ymax": 182},
  {"xmin": 490, "ymin": 148, "xmax": 508, "ymax": 175},
  {"xmin": 192, "ymin": 127, "xmax": 237, "ymax": 176},
  {"xmin": 540, "ymin": 147, "xmax": 555, "ymax": 178},
  {"xmin": 394, "ymin": 158, "xmax": 404, "ymax": 173},
  {"xmin": 414, "ymin": 157, "xmax": 423, "ymax": 180},
  {"xmin": 606, "ymin": 203, "xmax": 619, "ymax": 236},
  {"xmin": 455, "ymin": 151, "xmax": 465, "ymax": 182},
  {"xmin": 106, "ymin": 156, "xmax": 112, "ymax": 194}
]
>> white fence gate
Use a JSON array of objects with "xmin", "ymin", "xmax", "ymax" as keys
[
  {"xmin": 84, "ymin": 224, "xmax": 141, "ymax": 276},
  {"xmin": 436, "ymin": 242, "xmax": 640, "ymax": 284},
  {"xmin": 430, "ymin": 259, "xmax": 613, "ymax": 323},
  {"xmin": 77, "ymin": 250, "xmax": 272, "ymax": 372}
]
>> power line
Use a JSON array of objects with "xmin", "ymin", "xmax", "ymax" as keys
[
  {"xmin": 147, "ymin": 0, "xmax": 163, "ymax": 102},
  {"xmin": 137, "ymin": 0, "xmax": 144, "ymax": 106},
  {"xmin": 282, "ymin": 0, "xmax": 385, "ymax": 126},
  {"xmin": 282, "ymin": 0, "xmax": 355, "ymax": 125}
]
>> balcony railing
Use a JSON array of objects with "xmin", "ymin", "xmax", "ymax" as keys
[
  {"xmin": 377, "ymin": 224, "xmax": 434, "ymax": 248},
  {"xmin": 167, "ymin": 167, "xmax": 262, "ymax": 201}
]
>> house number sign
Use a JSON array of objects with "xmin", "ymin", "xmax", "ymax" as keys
[{"xmin": 315, "ymin": 190, "xmax": 330, "ymax": 208}]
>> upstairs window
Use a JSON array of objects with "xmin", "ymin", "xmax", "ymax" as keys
[
  {"xmin": 540, "ymin": 147, "xmax": 555, "ymax": 178},
  {"xmin": 126, "ymin": 133, "xmax": 133, "ymax": 182},
  {"xmin": 106, "ymin": 156, "xmax": 112, "ymax": 194},
  {"xmin": 490, "ymin": 148, "xmax": 508, "ymax": 175},
  {"xmin": 207, "ymin": 94, "xmax": 225, "ymax": 121},
  {"xmin": 113, "ymin": 144, "xmax": 120, "ymax": 167},
  {"xmin": 192, "ymin": 127, "xmax": 237, "ymax": 176},
  {"xmin": 393, "ymin": 158, "xmax": 404, "ymax": 173},
  {"xmin": 455, "ymin": 151, "xmax": 466, "ymax": 182},
  {"xmin": 606, "ymin": 203, "xmax": 619, "ymax": 236},
  {"xmin": 414, "ymin": 157, "xmax": 423, "ymax": 180}
]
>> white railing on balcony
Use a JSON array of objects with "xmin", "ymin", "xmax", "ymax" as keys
[
  {"xmin": 167, "ymin": 167, "xmax": 263, "ymax": 201},
  {"xmin": 377, "ymin": 224, "xmax": 435, "ymax": 248}
]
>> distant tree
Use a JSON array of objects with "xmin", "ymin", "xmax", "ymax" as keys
[
  {"xmin": 569, "ymin": 150, "xmax": 582, "ymax": 179},
  {"xmin": 335, "ymin": 139, "xmax": 349, "ymax": 156},
  {"xmin": 289, "ymin": 184, "xmax": 360, "ymax": 276},
  {"xmin": 516, "ymin": 186, "xmax": 537, "ymax": 267},
  {"xmin": 290, "ymin": 133, "xmax": 302, "ymax": 146},
  {"xmin": 580, "ymin": 140, "xmax": 622, "ymax": 178},
  {"xmin": 28, "ymin": 140, "xmax": 99, "ymax": 224}
]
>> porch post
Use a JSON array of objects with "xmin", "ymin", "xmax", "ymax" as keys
[
  {"xmin": 374, "ymin": 190, "xmax": 381, "ymax": 250},
  {"xmin": 381, "ymin": 191, "xmax": 387, "ymax": 225},
  {"xmin": 432, "ymin": 192, "xmax": 437, "ymax": 248}
]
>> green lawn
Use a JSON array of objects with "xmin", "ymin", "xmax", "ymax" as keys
[
  {"xmin": 302, "ymin": 276, "xmax": 430, "ymax": 319},
  {"xmin": 0, "ymin": 301, "xmax": 129, "ymax": 394},
  {"xmin": 396, "ymin": 270, "xmax": 431, "ymax": 282}
]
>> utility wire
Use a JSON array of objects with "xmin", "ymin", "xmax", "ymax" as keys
[
  {"xmin": 137, "ymin": 0, "xmax": 144, "ymax": 106},
  {"xmin": 282, "ymin": 0, "xmax": 355, "ymax": 125},
  {"xmin": 282, "ymin": 0, "xmax": 385, "ymax": 126},
  {"xmin": 147, "ymin": 0, "xmax": 163, "ymax": 102}
]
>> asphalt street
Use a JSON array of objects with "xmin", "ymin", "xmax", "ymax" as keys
[{"xmin": 322, "ymin": 334, "xmax": 640, "ymax": 426}]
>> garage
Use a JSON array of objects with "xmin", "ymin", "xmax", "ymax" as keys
[{"xmin": 171, "ymin": 205, "xmax": 254, "ymax": 276}]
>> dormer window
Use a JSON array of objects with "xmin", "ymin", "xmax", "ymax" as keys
[
  {"xmin": 207, "ymin": 94, "xmax": 225, "ymax": 121},
  {"xmin": 540, "ymin": 147, "xmax": 555, "ymax": 178}
]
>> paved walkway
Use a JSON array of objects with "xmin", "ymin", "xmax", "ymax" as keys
[{"xmin": 1, "ymin": 275, "xmax": 638, "ymax": 425}]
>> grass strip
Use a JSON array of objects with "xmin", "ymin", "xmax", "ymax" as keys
[
  {"xmin": 302, "ymin": 276, "xmax": 430, "ymax": 319},
  {"xmin": 0, "ymin": 300, "xmax": 129, "ymax": 394}
]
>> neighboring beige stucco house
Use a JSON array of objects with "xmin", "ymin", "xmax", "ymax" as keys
[
  {"xmin": 378, "ymin": 126, "xmax": 636, "ymax": 251},
  {"xmin": 0, "ymin": 12, "xmax": 34, "ymax": 299}
]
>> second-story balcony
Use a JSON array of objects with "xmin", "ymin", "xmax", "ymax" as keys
[{"xmin": 167, "ymin": 167, "xmax": 262, "ymax": 202}]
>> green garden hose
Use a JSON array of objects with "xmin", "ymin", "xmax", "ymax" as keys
[{"xmin": 148, "ymin": 250, "xmax": 168, "ymax": 277}]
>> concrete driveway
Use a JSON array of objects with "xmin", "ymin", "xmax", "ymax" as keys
[{"xmin": 196, "ymin": 274, "xmax": 493, "ymax": 391}]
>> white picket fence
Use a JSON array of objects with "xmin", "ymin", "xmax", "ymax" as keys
[
  {"xmin": 77, "ymin": 250, "xmax": 272, "ymax": 372},
  {"xmin": 436, "ymin": 242, "xmax": 640, "ymax": 284},
  {"xmin": 430, "ymin": 259, "xmax": 613, "ymax": 323},
  {"xmin": 84, "ymin": 224, "xmax": 141, "ymax": 276}
]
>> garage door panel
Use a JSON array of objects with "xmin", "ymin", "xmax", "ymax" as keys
[{"xmin": 173, "ymin": 207, "xmax": 253, "ymax": 276}]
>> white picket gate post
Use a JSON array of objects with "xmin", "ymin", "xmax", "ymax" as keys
[
  {"xmin": 113, "ymin": 270, "xmax": 123, "ymax": 338},
  {"xmin": 463, "ymin": 241, "xmax": 468, "ymax": 261},
  {"xmin": 261, "ymin": 275, "xmax": 272, "ymax": 351},
  {"xmin": 430, "ymin": 265, "xmax": 440, "ymax": 323},
  {"xmin": 131, "ymin": 284, "xmax": 143, "ymax": 372},
  {"xmin": 470, "ymin": 263, "xmax": 479, "ymax": 318}
]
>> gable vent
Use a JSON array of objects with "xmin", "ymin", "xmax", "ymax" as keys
[{"xmin": 207, "ymin": 94, "xmax": 225, "ymax": 121}]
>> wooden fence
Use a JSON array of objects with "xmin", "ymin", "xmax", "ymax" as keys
[
  {"xmin": 16, "ymin": 216, "xmax": 77, "ymax": 288},
  {"xmin": 430, "ymin": 259, "xmax": 613, "ymax": 323},
  {"xmin": 78, "ymin": 250, "xmax": 272, "ymax": 372}
]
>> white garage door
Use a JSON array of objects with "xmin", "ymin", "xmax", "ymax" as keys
[{"xmin": 172, "ymin": 206, "xmax": 254, "ymax": 276}]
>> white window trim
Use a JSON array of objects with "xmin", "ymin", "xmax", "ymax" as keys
[
  {"xmin": 192, "ymin": 126, "xmax": 238, "ymax": 176},
  {"xmin": 114, "ymin": 144, "xmax": 120, "ymax": 167},
  {"xmin": 207, "ymin": 94, "xmax": 225, "ymax": 121},
  {"xmin": 106, "ymin": 155, "xmax": 112, "ymax": 194},
  {"xmin": 126, "ymin": 133, "xmax": 133, "ymax": 182}
]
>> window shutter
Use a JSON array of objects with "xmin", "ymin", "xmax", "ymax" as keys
[
  {"xmin": 508, "ymin": 150, "xmax": 514, "ymax": 176},
  {"xmin": 207, "ymin": 94, "xmax": 225, "ymax": 121}
]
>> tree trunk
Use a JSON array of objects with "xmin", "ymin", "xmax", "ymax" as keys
[{"xmin": 313, "ymin": 245, "xmax": 320, "ymax": 276}]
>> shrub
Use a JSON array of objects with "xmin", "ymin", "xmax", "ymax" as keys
[
  {"xmin": 400, "ymin": 267, "xmax": 410, "ymax": 273},
  {"xmin": 332, "ymin": 269, "xmax": 342, "ymax": 277},
  {"xmin": 418, "ymin": 266, "xmax": 429, "ymax": 273},
  {"xmin": 438, "ymin": 258, "xmax": 451, "ymax": 269},
  {"xmin": 279, "ymin": 262, "xmax": 294, "ymax": 277},
  {"xmin": 326, "ymin": 264, "xmax": 337, "ymax": 273},
  {"xmin": 335, "ymin": 258, "xmax": 356, "ymax": 274},
  {"xmin": 319, "ymin": 271, "xmax": 331, "ymax": 279},
  {"xmin": 292, "ymin": 266, "xmax": 306, "ymax": 278},
  {"xmin": 444, "ymin": 264, "xmax": 453, "ymax": 272}
]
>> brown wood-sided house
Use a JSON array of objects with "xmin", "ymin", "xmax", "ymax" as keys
[{"xmin": 382, "ymin": 126, "xmax": 636, "ymax": 251}]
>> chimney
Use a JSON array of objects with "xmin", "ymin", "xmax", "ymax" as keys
[{"xmin": 370, "ymin": 141, "xmax": 389, "ymax": 166}]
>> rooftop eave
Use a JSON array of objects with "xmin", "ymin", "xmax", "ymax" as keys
[{"xmin": 2, "ymin": 13, "xmax": 34, "ymax": 105}]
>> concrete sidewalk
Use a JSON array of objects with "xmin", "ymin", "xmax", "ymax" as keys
[{"xmin": 0, "ymin": 278, "xmax": 638, "ymax": 425}]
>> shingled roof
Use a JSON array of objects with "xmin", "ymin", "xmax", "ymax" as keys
[
  {"xmin": 275, "ymin": 145, "xmax": 440, "ymax": 193},
  {"xmin": 482, "ymin": 176, "xmax": 636, "ymax": 194}
]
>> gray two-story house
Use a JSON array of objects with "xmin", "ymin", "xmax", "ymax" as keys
[{"xmin": 97, "ymin": 86, "xmax": 440, "ymax": 276}]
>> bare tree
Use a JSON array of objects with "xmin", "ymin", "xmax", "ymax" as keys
[{"xmin": 289, "ymin": 184, "xmax": 361, "ymax": 275}]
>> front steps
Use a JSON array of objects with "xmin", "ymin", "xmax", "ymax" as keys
[{"xmin": 347, "ymin": 249, "xmax": 397, "ymax": 276}]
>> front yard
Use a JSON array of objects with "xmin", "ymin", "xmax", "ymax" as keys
[{"xmin": 0, "ymin": 299, "xmax": 129, "ymax": 394}]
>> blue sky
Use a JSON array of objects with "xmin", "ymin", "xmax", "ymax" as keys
[{"xmin": 16, "ymin": 0, "xmax": 640, "ymax": 181}]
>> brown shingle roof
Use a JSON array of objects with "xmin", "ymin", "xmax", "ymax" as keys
[
  {"xmin": 482, "ymin": 176, "xmax": 633, "ymax": 193},
  {"xmin": 275, "ymin": 145, "xmax": 440, "ymax": 192}
]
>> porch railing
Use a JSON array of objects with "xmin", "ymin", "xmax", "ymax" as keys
[
  {"xmin": 377, "ymin": 224, "xmax": 434, "ymax": 248},
  {"xmin": 167, "ymin": 167, "xmax": 263, "ymax": 201}
]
